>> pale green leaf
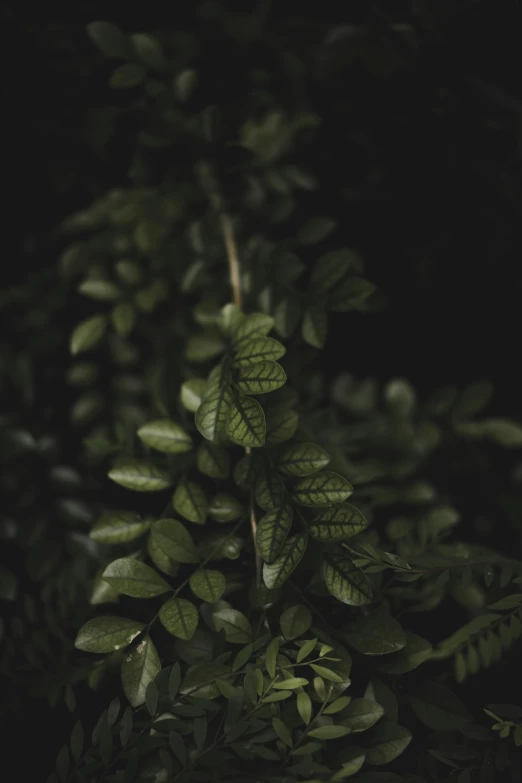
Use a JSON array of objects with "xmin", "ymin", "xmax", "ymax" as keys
[
  {"xmin": 212, "ymin": 608, "xmax": 252, "ymax": 644},
  {"xmin": 189, "ymin": 569, "xmax": 226, "ymax": 602},
  {"xmin": 208, "ymin": 493, "xmax": 244, "ymax": 522},
  {"xmin": 280, "ymin": 604, "xmax": 312, "ymax": 640},
  {"xmin": 272, "ymin": 677, "xmax": 309, "ymax": 689},
  {"xmin": 277, "ymin": 442, "xmax": 330, "ymax": 477},
  {"xmin": 181, "ymin": 379, "xmax": 207, "ymax": 413},
  {"xmin": 236, "ymin": 361, "xmax": 286, "ymax": 395},
  {"xmin": 159, "ymin": 597, "xmax": 198, "ymax": 640},
  {"xmin": 232, "ymin": 336, "xmax": 286, "ymax": 367},
  {"xmin": 78, "ymin": 279, "xmax": 120, "ymax": 301},
  {"xmin": 263, "ymin": 533, "xmax": 307, "ymax": 589},
  {"xmin": 197, "ymin": 443, "xmax": 230, "ymax": 478},
  {"xmin": 231, "ymin": 313, "xmax": 274, "ymax": 344},
  {"xmin": 296, "ymin": 638, "xmax": 318, "ymax": 663},
  {"xmin": 150, "ymin": 518, "xmax": 199, "ymax": 564},
  {"xmin": 137, "ymin": 420, "xmax": 192, "ymax": 454},
  {"xmin": 309, "ymin": 504, "xmax": 368, "ymax": 541},
  {"xmin": 309, "ymin": 664, "xmax": 344, "ymax": 682},
  {"xmin": 227, "ymin": 393, "xmax": 265, "ymax": 447},
  {"xmin": 265, "ymin": 637, "xmax": 279, "ymax": 679},
  {"xmin": 292, "ymin": 472, "xmax": 353, "ymax": 507},
  {"xmin": 323, "ymin": 553, "xmax": 373, "ymax": 605},
  {"xmin": 102, "ymin": 558, "xmax": 170, "ymax": 598},
  {"xmin": 196, "ymin": 383, "xmax": 233, "ymax": 442},
  {"xmin": 90, "ymin": 511, "xmax": 151, "ymax": 544},
  {"xmin": 108, "ymin": 460, "xmax": 171, "ymax": 492},
  {"xmin": 75, "ymin": 616, "xmax": 144, "ymax": 653},
  {"xmin": 90, "ymin": 570, "xmax": 121, "ymax": 605},
  {"xmin": 297, "ymin": 691, "xmax": 313, "ymax": 724},
  {"xmin": 308, "ymin": 725, "xmax": 351, "ymax": 740},
  {"xmin": 70, "ymin": 315, "xmax": 107, "ymax": 355},
  {"xmin": 365, "ymin": 723, "xmax": 412, "ymax": 765},
  {"xmin": 302, "ymin": 306, "xmax": 327, "ymax": 349},
  {"xmin": 122, "ymin": 637, "xmax": 161, "ymax": 707},
  {"xmin": 172, "ymin": 478, "xmax": 207, "ymax": 524},
  {"xmin": 256, "ymin": 505, "xmax": 293, "ymax": 563}
]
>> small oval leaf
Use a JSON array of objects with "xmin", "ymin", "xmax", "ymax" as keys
[
  {"xmin": 137, "ymin": 420, "xmax": 193, "ymax": 454},
  {"xmin": 102, "ymin": 558, "xmax": 170, "ymax": 598},
  {"xmin": 159, "ymin": 597, "xmax": 198, "ymax": 640},
  {"xmin": 75, "ymin": 617, "xmax": 144, "ymax": 653}
]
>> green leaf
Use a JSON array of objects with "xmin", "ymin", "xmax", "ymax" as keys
[
  {"xmin": 112, "ymin": 303, "xmax": 136, "ymax": 337},
  {"xmin": 323, "ymin": 553, "xmax": 373, "ymax": 606},
  {"xmin": 309, "ymin": 504, "xmax": 368, "ymax": 541},
  {"xmin": 208, "ymin": 493, "xmax": 244, "ymax": 522},
  {"xmin": 292, "ymin": 472, "xmax": 353, "ymax": 506},
  {"xmin": 0, "ymin": 567, "xmax": 17, "ymax": 601},
  {"xmin": 78, "ymin": 279, "xmax": 121, "ymax": 301},
  {"xmin": 102, "ymin": 558, "xmax": 170, "ymax": 598},
  {"xmin": 280, "ymin": 604, "xmax": 312, "ymax": 640},
  {"xmin": 345, "ymin": 609, "xmax": 406, "ymax": 655},
  {"xmin": 308, "ymin": 725, "xmax": 351, "ymax": 740},
  {"xmin": 175, "ymin": 68, "xmax": 198, "ymax": 101},
  {"xmin": 480, "ymin": 418, "xmax": 522, "ymax": 447},
  {"xmin": 70, "ymin": 720, "xmax": 83, "ymax": 762},
  {"xmin": 110, "ymin": 63, "xmax": 146, "ymax": 88},
  {"xmin": 302, "ymin": 306, "xmax": 327, "ymax": 349},
  {"xmin": 409, "ymin": 682, "xmax": 473, "ymax": 731},
  {"xmin": 273, "ymin": 296, "xmax": 301, "ymax": 339},
  {"xmin": 377, "ymin": 633, "xmax": 433, "ymax": 674},
  {"xmin": 297, "ymin": 217, "xmax": 336, "ymax": 245},
  {"xmin": 273, "ymin": 677, "xmax": 310, "ymax": 689},
  {"xmin": 227, "ymin": 393, "xmax": 266, "ymax": 447},
  {"xmin": 297, "ymin": 691, "xmax": 313, "ymax": 725},
  {"xmin": 86, "ymin": 21, "xmax": 128, "ymax": 57},
  {"xmin": 90, "ymin": 511, "xmax": 151, "ymax": 544},
  {"xmin": 150, "ymin": 518, "xmax": 199, "ymax": 564},
  {"xmin": 232, "ymin": 337, "xmax": 286, "ymax": 367},
  {"xmin": 212, "ymin": 608, "xmax": 252, "ymax": 644},
  {"xmin": 131, "ymin": 33, "xmax": 165, "ymax": 69},
  {"xmin": 310, "ymin": 250, "xmax": 355, "ymax": 294},
  {"xmin": 365, "ymin": 723, "xmax": 412, "ymax": 765},
  {"xmin": 323, "ymin": 696, "xmax": 352, "ymax": 715},
  {"xmin": 272, "ymin": 717, "xmax": 293, "ymax": 747},
  {"xmin": 256, "ymin": 505, "xmax": 293, "ymax": 563},
  {"xmin": 108, "ymin": 460, "xmax": 171, "ymax": 492},
  {"xmin": 236, "ymin": 361, "xmax": 287, "ymax": 395},
  {"xmin": 329, "ymin": 277, "xmax": 376, "ymax": 312},
  {"xmin": 297, "ymin": 638, "xmax": 318, "ymax": 663},
  {"xmin": 122, "ymin": 637, "xmax": 161, "ymax": 707},
  {"xmin": 159, "ymin": 597, "xmax": 198, "ymax": 640},
  {"xmin": 265, "ymin": 407, "xmax": 299, "ymax": 444},
  {"xmin": 277, "ymin": 442, "xmax": 330, "ymax": 477},
  {"xmin": 75, "ymin": 617, "xmax": 144, "ymax": 653},
  {"xmin": 309, "ymin": 664, "xmax": 344, "ymax": 682},
  {"xmin": 180, "ymin": 662, "xmax": 231, "ymax": 699},
  {"xmin": 172, "ymin": 478, "xmax": 207, "ymax": 524},
  {"xmin": 189, "ymin": 570, "xmax": 226, "ymax": 602},
  {"xmin": 137, "ymin": 420, "xmax": 192, "ymax": 454},
  {"xmin": 255, "ymin": 471, "xmax": 285, "ymax": 511},
  {"xmin": 196, "ymin": 383, "xmax": 233, "ymax": 442},
  {"xmin": 181, "ymin": 379, "xmax": 207, "ymax": 412},
  {"xmin": 265, "ymin": 637, "xmax": 279, "ymax": 678},
  {"xmin": 263, "ymin": 533, "xmax": 307, "ymax": 589},
  {"xmin": 231, "ymin": 313, "xmax": 274, "ymax": 344},
  {"xmin": 90, "ymin": 570, "xmax": 120, "ymax": 605},
  {"xmin": 186, "ymin": 334, "xmax": 225, "ymax": 363},
  {"xmin": 232, "ymin": 643, "xmax": 253, "ymax": 671},
  {"xmin": 70, "ymin": 315, "xmax": 107, "ymax": 355},
  {"xmin": 197, "ymin": 443, "xmax": 230, "ymax": 478},
  {"xmin": 341, "ymin": 699, "xmax": 384, "ymax": 732}
]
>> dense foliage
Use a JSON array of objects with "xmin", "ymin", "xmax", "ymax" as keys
[{"xmin": 2, "ymin": 5, "xmax": 522, "ymax": 783}]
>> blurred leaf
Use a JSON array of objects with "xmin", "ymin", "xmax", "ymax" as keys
[{"xmin": 137, "ymin": 420, "xmax": 193, "ymax": 454}]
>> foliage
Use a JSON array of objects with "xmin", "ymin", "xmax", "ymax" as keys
[{"xmin": 2, "ymin": 6, "xmax": 522, "ymax": 783}]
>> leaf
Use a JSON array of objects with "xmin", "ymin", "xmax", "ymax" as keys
[
  {"xmin": 309, "ymin": 664, "xmax": 344, "ymax": 682},
  {"xmin": 409, "ymin": 682, "xmax": 473, "ymax": 731},
  {"xmin": 186, "ymin": 333, "xmax": 225, "ymax": 362},
  {"xmin": 323, "ymin": 553, "xmax": 373, "ymax": 606},
  {"xmin": 110, "ymin": 63, "xmax": 146, "ymax": 88},
  {"xmin": 265, "ymin": 407, "xmax": 299, "ymax": 444},
  {"xmin": 255, "ymin": 470, "xmax": 285, "ymax": 511},
  {"xmin": 121, "ymin": 637, "xmax": 161, "ymax": 707},
  {"xmin": 280, "ymin": 604, "xmax": 312, "ymax": 640},
  {"xmin": 309, "ymin": 504, "xmax": 368, "ymax": 541},
  {"xmin": 78, "ymin": 279, "xmax": 121, "ymax": 301},
  {"xmin": 181, "ymin": 379, "xmax": 207, "ymax": 412},
  {"xmin": 232, "ymin": 336, "xmax": 286, "ymax": 367},
  {"xmin": 256, "ymin": 505, "xmax": 293, "ymax": 563},
  {"xmin": 377, "ymin": 633, "xmax": 433, "ymax": 674},
  {"xmin": 208, "ymin": 493, "xmax": 244, "ymax": 522},
  {"xmin": 227, "ymin": 393, "xmax": 266, "ymax": 447},
  {"xmin": 86, "ymin": 21, "xmax": 128, "ymax": 57},
  {"xmin": 232, "ymin": 643, "xmax": 254, "ymax": 671},
  {"xmin": 308, "ymin": 725, "xmax": 352, "ymax": 740},
  {"xmin": 172, "ymin": 478, "xmax": 207, "ymax": 524},
  {"xmin": 90, "ymin": 570, "xmax": 120, "ymax": 605},
  {"xmin": 159, "ymin": 597, "xmax": 198, "ymax": 640},
  {"xmin": 90, "ymin": 511, "xmax": 151, "ymax": 544},
  {"xmin": 323, "ymin": 696, "xmax": 352, "ymax": 715},
  {"xmin": 75, "ymin": 617, "xmax": 144, "ymax": 653},
  {"xmin": 329, "ymin": 277, "xmax": 376, "ymax": 312},
  {"xmin": 272, "ymin": 677, "xmax": 310, "ymax": 689},
  {"xmin": 310, "ymin": 250, "xmax": 355, "ymax": 294},
  {"xmin": 197, "ymin": 443, "xmax": 230, "ymax": 478},
  {"xmin": 272, "ymin": 717, "xmax": 293, "ymax": 747},
  {"xmin": 175, "ymin": 68, "xmax": 198, "ymax": 101},
  {"xmin": 70, "ymin": 720, "xmax": 83, "ymax": 762},
  {"xmin": 265, "ymin": 637, "xmax": 279, "ymax": 679},
  {"xmin": 364, "ymin": 724, "xmax": 412, "ymax": 766},
  {"xmin": 137, "ymin": 420, "xmax": 193, "ymax": 454},
  {"xmin": 231, "ymin": 313, "xmax": 274, "ymax": 344},
  {"xmin": 302, "ymin": 306, "xmax": 327, "ymax": 349},
  {"xmin": 131, "ymin": 33, "xmax": 165, "ymax": 69},
  {"xmin": 297, "ymin": 691, "xmax": 313, "ymax": 725},
  {"xmin": 297, "ymin": 638, "xmax": 318, "ymax": 663},
  {"xmin": 111, "ymin": 303, "xmax": 136, "ymax": 337},
  {"xmin": 189, "ymin": 570, "xmax": 226, "ymax": 602},
  {"xmin": 480, "ymin": 418, "xmax": 522, "ymax": 447},
  {"xmin": 341, "ymin": 699, "xmax": 384, "ymax": 732},
  {"xmin": 292, "ymin": 472, "xmax": 353, "ymax": 506},
  {"xmin": 70, "ymin": 315, "xmax": 107, "ymax": 355},
  {"xmin": 212, "ymin": 608, "xmax": 252, "ymax": 644},
  {"xmin": 108, "ymin": 460, "xmax": 171, "ymax": 492},
  {"xmin": 195, "ymin": 383, "xmax": 233, "ymax": 442},
  {"xmin": 236, "ymin": 361, "xmax": 286, "ymax": 395},
  {"xmin": 102, "ymin": 558, "xmax": 170, "ymax": 598},
  {"xmin": 273, "ymin": 296, "xmax": 302, "ymax": 339},
  {"xmin": 263, "ymin": 533, "xmax": 308, "ymax": 589},
  {"xmin": 276, "ymin": 442, "xmax": 330, "ymax": 477},
  {"xmin": 297, "ymin": 217, "xmax": 336, "ymax": 245},
  {"xmin": 150, "ymin": 518, "xmax": 199, "ymax": 564},
  {"xmin": 345, "ymin": 609, "xmax": 406, "ymax": 655}
]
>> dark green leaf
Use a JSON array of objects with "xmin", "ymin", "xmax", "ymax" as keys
[
  {"xmin": 175, "ymin": 68, "xmax": 198, "ymax": 101},
  {"xmin": 409, "ymin": 682, "xmax": 473, "ymax": 731},
  {"xmin": 232, "ymin": 337, "xmax": 286, "ymax": 367},
  {"xmin": 90, "ymin": 511, "xmax": 151, "ymax": 544},
  {"xmin": 231, "ymin": 313, "xmax": 274, "ymax": 344},
  {"xmin": 302, "ymin": 306, "xmax": 327, "ymax": 348},
  {"xmin": 255, "ymin": 470, "xmax": 285, "ymax": 511},
  {"xmin": 309, "ymin": 504, "xmax": 368, "ymax": 541},
  {"xmin": 86, "ymin": 21, "xmax": 128, "ymax": 57},
  {"xmin": 212, "ymin": 608, "xmax": 252, "ymax": 644},
  {"xmin": 297, "ymin": 691, "xmax": 313, "ymax": 725},
  {"xmin": 273, "ymin": 296, "xmax": 301, "ymax": 339},
  {"xmin": 102, "ymin": 558, "xmax": 170, "ymax": 598},
  {"xmin": 159, "ymin": 597, "xmax": 198, "ymax": 640},
  {"xmin": 121, "ymin": 637, "xmax": 161, "ymax": 707},
  {"xmin": 292, "ymin": 472, "xmax": 353, "ymax": 506},
  {"xmin": 232, "ymin": 643, "xmax": 254, "ymax": 672},
  {"xmin": 263, "ymin": 533, "xmax": 307, "ymax": 589},
  {"xmin": 323, "ymin": 553, "xmax": 373, "ymax": 606},
  {"xmin": 208, "ymin": 493, "xmax": 244, "ymax": 522},
  {"xmin": 265, "ymin": 637, "xmax": 279, "ymax": 679},
  {"xmin": 236, "ymin": 361, "xmax": 286, "ymax": 395},
  {"xmin": 310, "ymin": 250, "xmax": 356, "ymax": 294},
  {"xmin": 195, "ymin": 383, "xmax": 233, "ymax": 442},
  {"xmin": 308, "ymin": 725, "xmax": 351, "ymax": 740},
  {"xmin": 256, "ymin": 505, "xmax": 293, "ymax": 563},
  {"xmin": 112, "ymin": 303, "xmax": 136, "ymax": 337},
  {"xmin": 131, "ymin": 33, "xmax": 165, "ymax": 69},
  {"xmin": 280, "ymin": 604, "xmax": 312, "ymax": 640},
  {"xmin": 172, "ymin": 478, "xmax": 207, "ymax": 524},
  {"xmin": 329, "ymin": 277, "xmax": 376, "ymax": 312},
  {"xmin": 110, "ymin": 63, "xmax": 146, "ymax": 88},
  {"xmin": 197, "ymin": 443, "xmax": 230, "ymax": 478},
  {"xmin": 272, "ymin": 677, "xmax": 310, "ymax": 689},
  {"xmin": 70, "ymin": 720, "xmax": 83, "ymax": 762},
  {"xmin": 137, "ymin": 420, "xmax": 192, "ymax": 454},
  {"xmin": 227, "ymin": 393, "xmax": 266, "ymax": 447},
  {"xmin": 108, "ymin": 460, "xmax": 171, "ymax": 492},
  {"xmin": 277, "ymin": 442, "xmax": 330, "ymax": 477},
  {"xmin": 272, "ymin": 716, "xmax": 293, "ymax": 747},
  {"xmin": 345, "ymin": 609, "xmax": 406, "ymax": 655},
  {"xmin": 150, "ymin": 518, "xmax": 199, "ymax": 563},
  {"xmin": 70, "ymin": 315, "xmax": 107, "ymax": 355},
  {"xmin": 365, "ymin": 724, "xmax": 412, "ymax": 765},
  {"xmin": 297, "ymin": 217, "xmax": 336, "ymax": 245},
  {"xmin": 75, "ymin": 616, "xmax": 144, "ymax": 653},
  {"xmin": 265, "ymin": 407, "xmax": 299, "ymax": 444},
  {"xmin": 377, "ymin": 633, "xmax": 432, "ymax": 674},
  {"xmin": 189, "ymin": 569, "xmax": 226, "ymax": 602},
  {"xmin": 78, "ymin": 279, "xmax": 120, "ymax": 301},
  {"xmin": 341, "ymin": 699, "xmax": 384, "ymax": 732}
]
